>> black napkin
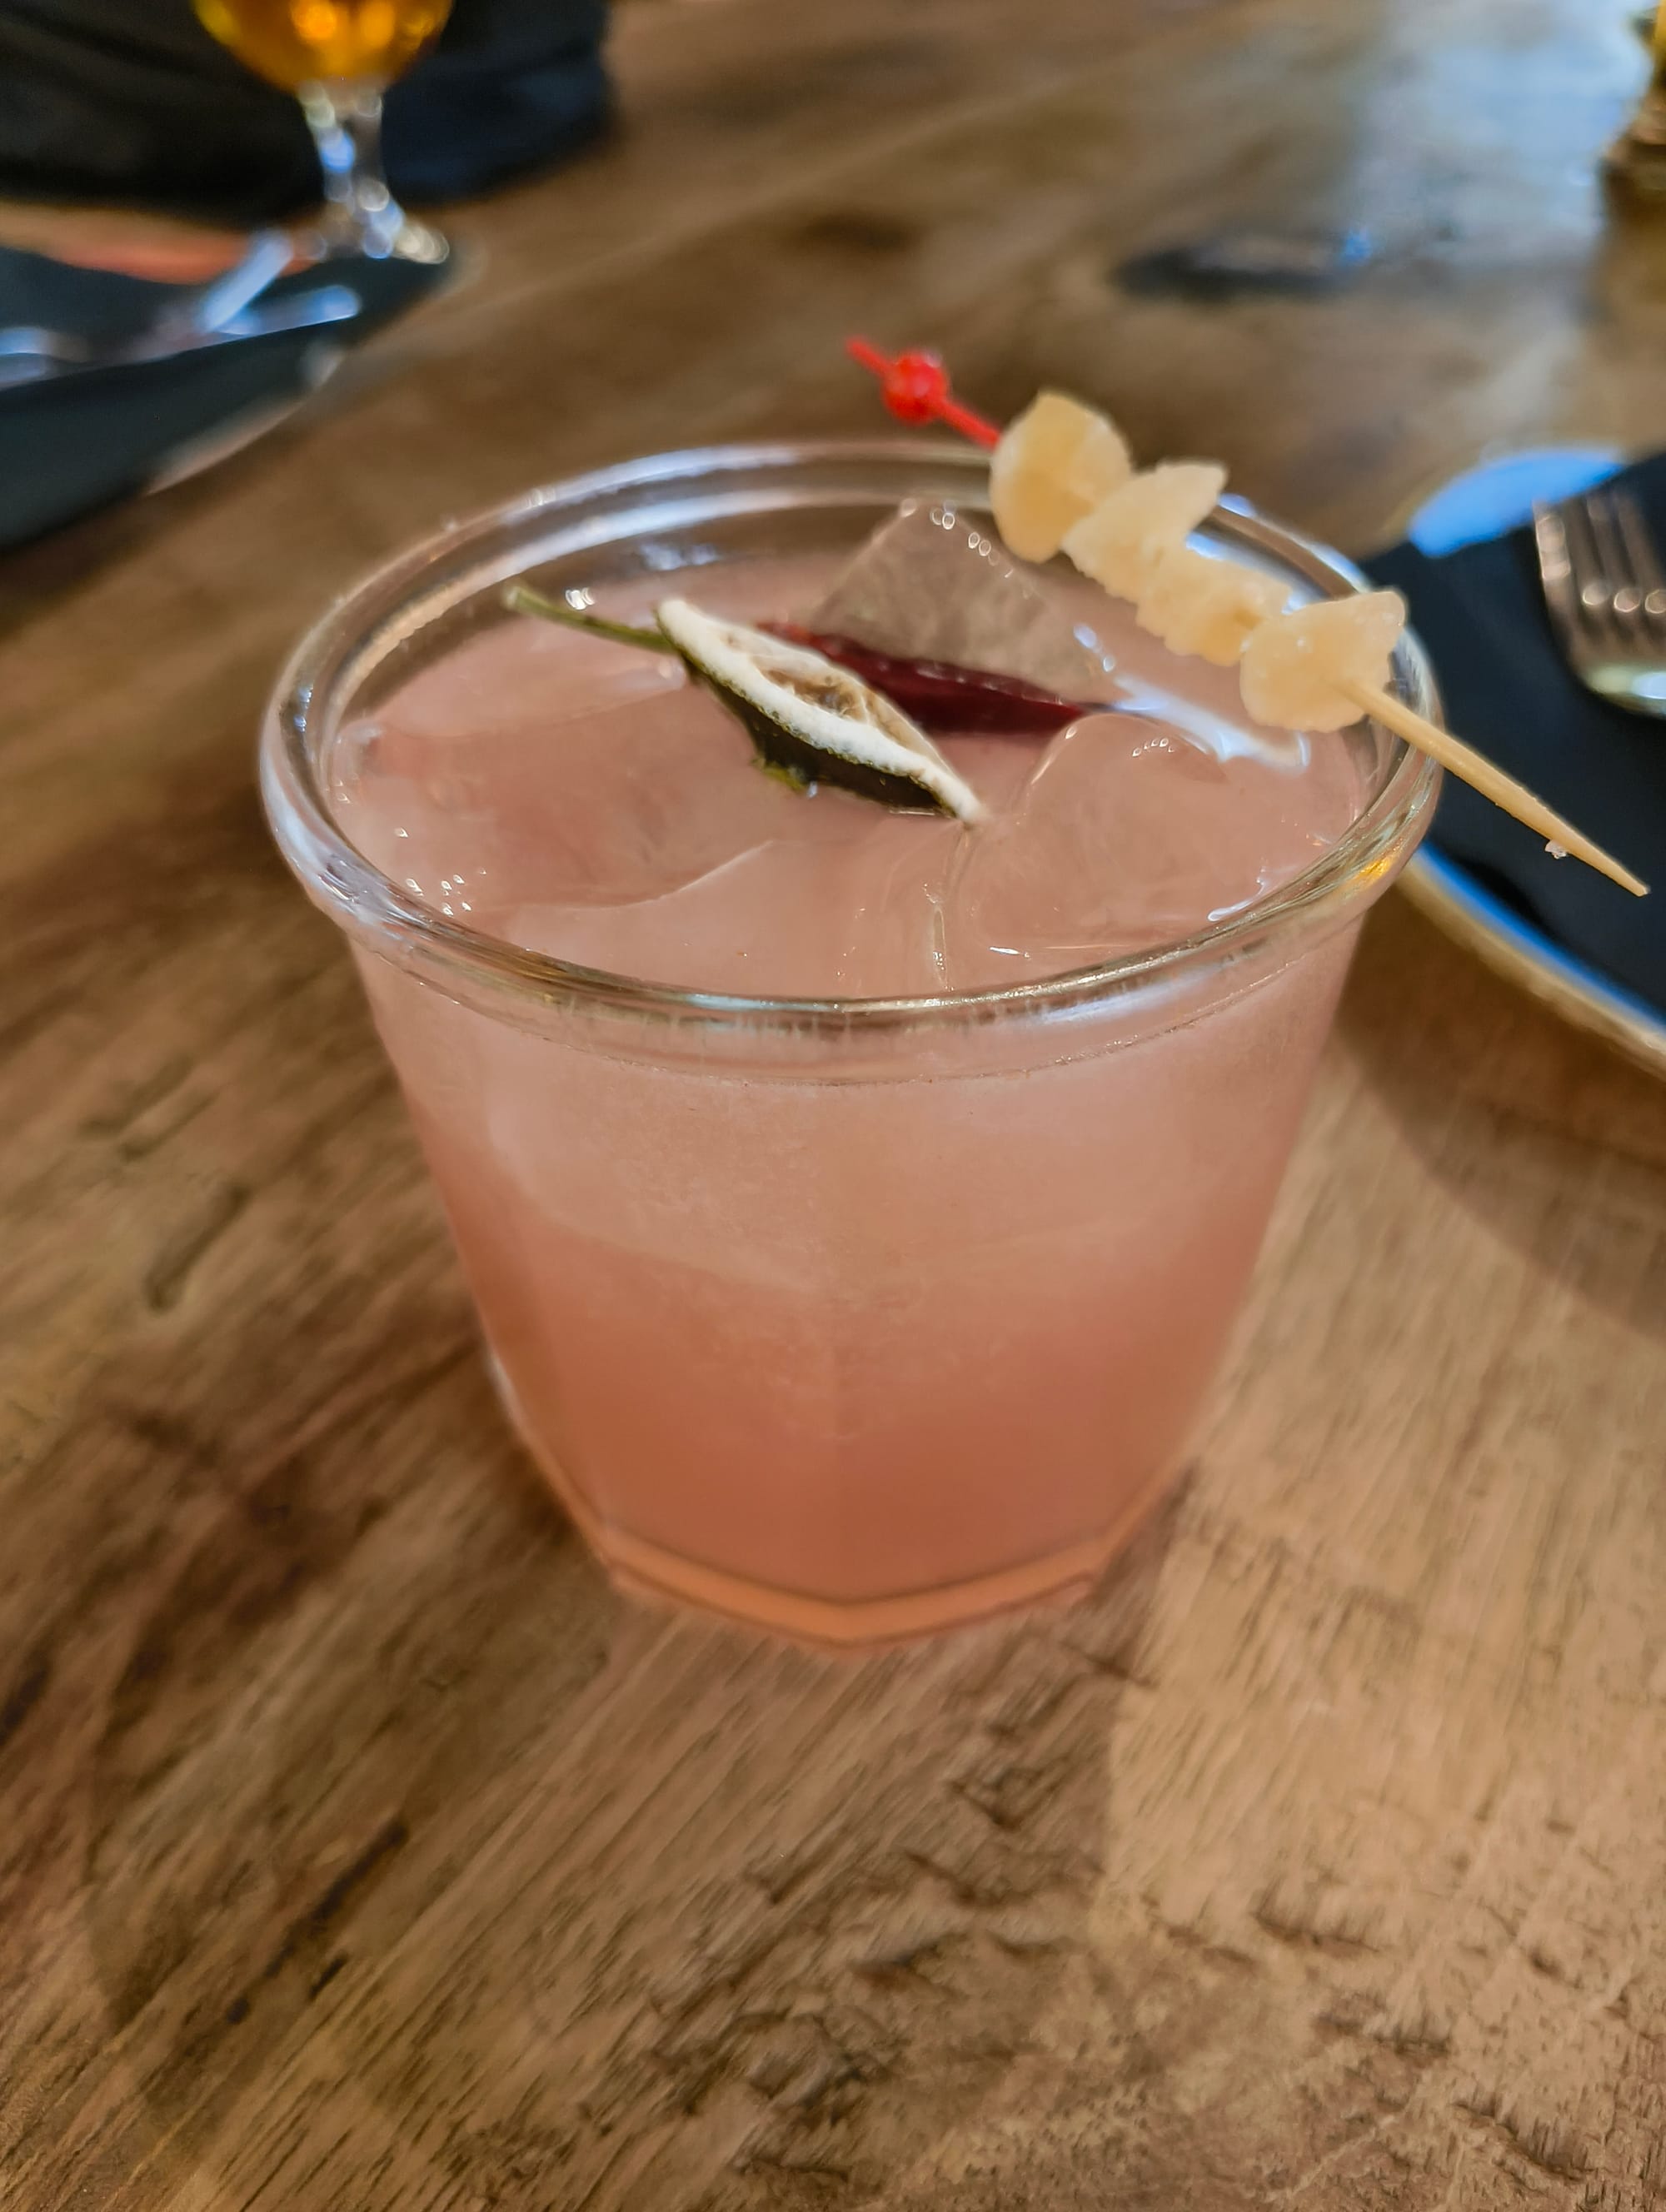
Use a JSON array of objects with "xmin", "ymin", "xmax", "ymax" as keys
[
  {"xmin": 1366, "ymin": 452, "xmax": 1666, "ymax": 1015},
  {"xmin": 0, "ymin": 245, "xmax": 446, "ymax": 551}
]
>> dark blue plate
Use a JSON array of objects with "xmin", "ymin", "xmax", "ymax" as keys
[
  {"xmin": 1396, "ymin": 446, "xmax": 1666, "ymax": 1076},
  {"xmin": 0, "ymin": 245, "xmax": 447, "ymax": 552}
]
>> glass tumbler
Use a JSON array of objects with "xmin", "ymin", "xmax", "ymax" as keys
[{"xmin": 261, "ymin": 442, "xmax": 1439, "ymax": 1646}]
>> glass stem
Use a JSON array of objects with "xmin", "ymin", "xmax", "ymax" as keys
[{"xmin": 300, "ymin": 79, "xmax": 403, "ymax": 258}]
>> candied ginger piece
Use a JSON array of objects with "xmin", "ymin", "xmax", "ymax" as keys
[
  {"xmin": 1061, "ymin": 462, "xmax": 1227, "ymax": 600},
  {"xmin": 1240, "ymin": 590, "xmax": 1406, "ymax": 731},
  {"xmin": 990, "ymin": 391, "xmax": 1133, "ymax": 563},
  {"xmin": 1137, "ymin": 544, "xmax": 1289, "ymax": 665}
]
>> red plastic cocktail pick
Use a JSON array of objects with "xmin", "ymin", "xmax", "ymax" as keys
[{"xmin": 845, "ymin": 337, "xmax": 1001, "ymax": 449}]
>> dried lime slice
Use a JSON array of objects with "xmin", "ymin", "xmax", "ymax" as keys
[
  {"xmin": 504, "ymin": 583, "xmax": 986, "ymax": 822},
  {"xmin": 652, "ymin": 599, "xmax": 986, "ymax": 822}
]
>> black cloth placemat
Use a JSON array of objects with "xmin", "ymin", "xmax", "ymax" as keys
[
  {"xmin": 0, "ymin": 245, "xmax": 445, "ymax": 550},
  {"xmin": 1367, "ymin": 451, "xmax": 1666, "ymax": 1015}
]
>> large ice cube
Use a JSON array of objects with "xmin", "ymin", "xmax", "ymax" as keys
[
  {"xmin": 507, "ymin": 811, "xmax": 965, "ymax": 998},
  {"xmin": 814, "ymin": 500, "xmax": 1121, "ymax": 700},
  {"xmin": 370, "ymin": 612, "xmax": 681, "ymax": 740},
  {"xmin": 945, "ymin": 710, "xmax": 1359, "ymax": 986},
  {"xmin": 331, "ymin": 675, "xmax": 871, "ymax": 925}
]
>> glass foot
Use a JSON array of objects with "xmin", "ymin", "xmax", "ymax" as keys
[
  {"xmin": 487, "ymin": 1371, "xmax": 1177, "ymax": 1647},
  {"xmin": 299, "ymin": 210, "xmax": 450, "ymax": 267}
]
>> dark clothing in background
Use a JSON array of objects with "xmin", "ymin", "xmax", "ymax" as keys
[{"xmin": 0, "ymin": 0, "xmax": 611, "ymax": 224}]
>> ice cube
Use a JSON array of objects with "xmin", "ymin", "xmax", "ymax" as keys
[
  {"xmin": 1061, "ymin": 463, "xmax": 1227, "ymax": 601},
  {"xmin": 508, "ymin": 813, "xmax": 965, "ymax": 998},
  {"xmin": 989, "ymin": 391, "xmax": 1133, "ymax": 563},
  {"xmin": 814, "ymin": 499, "xmax": 1120, "ymax": 700},
  {"xmin": 1239, "ymin": 590, "xmax": 1404, "ymax": 732},
  {"xmin": 331, "ymin": 678, "xmax": 870, "ymax": 926},
  {"xmin": 380, "ymin": 610, "xmax": 681, "ymax": 738},
  {"xmin": 1136, "ymin": 542, "xmax": 1290, "ymax": 665},
  {"xmin": 946, "ymin": 710, "xmax": 1356, "ymax": 985}
]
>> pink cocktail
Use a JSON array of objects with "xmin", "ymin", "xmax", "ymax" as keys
[{"xmin": 262, "ymin": 443, "xmax": 1439, "ymax": 1643}]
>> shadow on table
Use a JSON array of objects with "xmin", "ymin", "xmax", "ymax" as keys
[
  {"xmin": 1339, "ymin": 894, "xmax": 1666, "ymax": 1342},
  {"xmin": 78, "ymin": 1325, "xmax": 1180, "ymax": 2210}
]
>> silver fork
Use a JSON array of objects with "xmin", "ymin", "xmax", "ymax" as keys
[
  {"xmin": 0, "ymin": 228, "xmax": 294, "ymax": 377},
  {"xmin": 0, "ymin": 284, "xmax": 361, "ymax": 389},
  {"xmin": 1534, "ymin": 483, "xmax": 1666, "ymax": 716}
]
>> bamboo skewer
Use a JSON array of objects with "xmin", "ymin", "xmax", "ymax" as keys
[
  {"xmin": 1344, "ymin": 680, "xmax": 1648, "ymax": 898},
  {"xmin": 845, "ymin": 340, "xmax": 1650, "ymax": 899}
]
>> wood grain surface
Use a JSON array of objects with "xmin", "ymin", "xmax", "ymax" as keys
[{"xmin": 4, "ymin": 1, "xmax": 1666, "ymax": 2205}]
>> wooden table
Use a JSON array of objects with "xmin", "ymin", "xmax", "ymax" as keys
[{"xmin": 5, "ymin": 1, "xmax": 1666, "ymax": 2203}]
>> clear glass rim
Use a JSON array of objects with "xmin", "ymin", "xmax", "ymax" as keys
[{"xmin": 261, "ymin": 437, "xmax": 1443, "ymax": 1038}]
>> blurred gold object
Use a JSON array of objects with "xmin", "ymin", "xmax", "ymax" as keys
[
  {"xmin": 192, "ymin": 0, "xmax": 452, "ymax": 260},
  {"xmin": 194, "ymin": 0, "xmax": 451, "ymax": 92},
  {"xmin": 1607, "ymin": 0, "xmax": 1666, "ymax": 201}
]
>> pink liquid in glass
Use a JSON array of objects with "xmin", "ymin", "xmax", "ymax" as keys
[{"xmin": 325, "ymin": 547, "xmax": 1368, "ymax": 1642}]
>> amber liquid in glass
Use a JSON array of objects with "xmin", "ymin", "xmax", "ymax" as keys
[{"xmin": 193, "ymin": 0, "xmax": 451, "ymax": 90}]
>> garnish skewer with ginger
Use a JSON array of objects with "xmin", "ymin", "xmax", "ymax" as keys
[{"xmin": 846, "ymin": 341, "xmax": 1648, "ymax": 899}]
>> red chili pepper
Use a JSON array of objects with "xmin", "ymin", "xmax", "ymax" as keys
[{"xmin": 761, "ymin": 622, "xmax": 1100, "ymax": 736}]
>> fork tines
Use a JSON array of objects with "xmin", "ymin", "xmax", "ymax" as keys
[{"xmin": 1535, "ymin": 481, "xmax": 1666, "ymax": 715}]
